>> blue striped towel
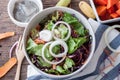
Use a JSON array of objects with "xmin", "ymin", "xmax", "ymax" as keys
[{"xmin": 27, "ymin": 19, "xmax": 120, "ymax": 80}]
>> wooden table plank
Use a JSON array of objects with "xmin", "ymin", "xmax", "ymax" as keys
[
  {"xmin": 2, "ymin": 0, "xmax": 118, "ymax": 80},
  {"xmin": 0, "ymin": 0, "xmax": 88, "ymax": 80}
]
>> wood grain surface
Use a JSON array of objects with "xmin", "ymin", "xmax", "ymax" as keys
[
  {"xmin": 1, "ymin": 0, "xmax": 120, "ymax": 80},
  {"xmin": 0, "ymin": 0, "xmax": 89, "ymax": 80},
  {"xmin": 0, "ymin": 0, "xmax": 120, "ymax": 80}
]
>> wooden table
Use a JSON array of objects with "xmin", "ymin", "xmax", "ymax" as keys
[
  {"xmin": 0, "ymin": 0, "xmax": 120, "ymax": 80},
  {"xmin": 0, "ymin": 0, "xmax": 89, "ymax": 80}
]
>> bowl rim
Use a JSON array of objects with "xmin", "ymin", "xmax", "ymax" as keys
[
  {"xmin": 89, "ymin": 0, "xmax": 120, "ymax": 23},
  {"xmin": 23, "ymin": 6, "xmax": 96, "ymax": 79},
  {"xmin": 7, "ymin": 0, "xmax": 43, "ymax": 27}
]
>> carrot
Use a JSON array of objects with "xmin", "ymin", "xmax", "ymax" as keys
[
  {"xmin": 0, "ymin": 57, "xmax": 17, "ymax": 78},
  {"xmin": 96, "ymin": 6, "xmax": 107, "ymax": 16},
  {"xmin": 116, "ymin": 1, "xmax": 120, "ymax": 9},
  {"xmin": 104, "ymin": 0, "xmax": 108, "ymax": 3},
  {"xmin": 116, "ymin": 9, "xmax": 120, "ymax": 15},
  {"xmin": 100, "ymin": 13, "xmax": 111, "ymax": 20},
  {"xmin": 34, "ymin": 38, "xmax": 45, "ymax": 44},
  {"xmin": 108, "ymin": 6, "xmax": 116, "ymax": 14},
  {"xmin": 94, "ymin": 0, "xmax": 107, "ymax": 5},
  {"xmin": 107, "ymin": 0, "xmax": 119, "ymax": 9},
  {"xmin": 0, "ymin": 32, "xmax": 15, "ymax": 40},
  {"xmin": 52, "ymin": 64, "xmax": 56, "ymax": 70},
  {"xmin": 110, "ymin": 13, "xmax": 119, "ymax": 18}
]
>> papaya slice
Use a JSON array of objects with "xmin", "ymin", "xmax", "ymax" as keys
[
  {"xmin": 96, "ymin": 6, "xmax": 107, "ymax": 16},
  {"xmin": 107, "ymin": 0, "xmax": 119, "ymax": 9},
  {"xmin": 94, "ymin": 0, "xmax": 107, "ymax": 5}
]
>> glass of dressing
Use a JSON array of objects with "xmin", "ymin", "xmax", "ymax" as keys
[{"xmin": 8, "ymin": 0, "xmax": 43, "ymax": 27}]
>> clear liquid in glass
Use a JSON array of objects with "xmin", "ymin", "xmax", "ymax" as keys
[{"xmin": 13, "ymin": 0, "xmax": 39, "ymax": 22}]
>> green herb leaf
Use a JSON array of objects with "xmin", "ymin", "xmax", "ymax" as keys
[
  {"xmin": 44, "ymin": 47, "xmax": 53, "ymax": 61},
  {"xmin": 33, "ymin": 44, "xmax": 43, "ymax": 56},
  {"xmin": 45, "ymin": 69, "xmax": 59, "ymax": 74},
  {"xmin": 56, "ymin": 66, "xmax": 66, "ymax": 74},
  {"xmin": 67, "ymin": 37, "xmax": 87, "ymax": 54},
  {"xmin": 52, "ymin": 45, "xmax": 60, "ymax": 54},
  {"xmin": 58, "ymin": 24, "xmax": 68, "ymax": 39},
  {"xmin": 52, "ymin": 11, "xmax": 59, "ymax": 21},
  {"xmin": 67, "ymin": 37, "xmax": 76, "ymax": 54},
  {"xmin": 26, "ymin": 38, "xmax": 43, "ymax": 56},
  {"xmin": 63, "ymin": 57, "xmax": 75, "ymax": 70},
  {"xmin": 72, "ymin": 22, "xmax": 87, "ymax": 36},
  {"xmin": 30, "ymin": 29, "xmax": 39, "ymax": 40},
  {"xmin": 63, "ymin": 12, "xmax": 78, "ymax": 24},
  {"xmin": 63, "ymin": 12, "xmax": 87, "ymax": 36},
  {"xmin": 26, "ymin": 38, "xmax": 37, "ymax": 51},
  {"xmin": 37, "ymin": 57, "xmax": 51, "ymax": 67},
  {"xmin": 45, "ymin": 20, "xmax": 54, "ymax": 30}
]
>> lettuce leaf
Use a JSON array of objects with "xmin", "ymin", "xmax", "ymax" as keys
[
  {"xmin": 44, "ymin": 47, "xmax": 53, "ymax": 61},
  {"xmin": 45, "ymin": 11, "xmax": 60, "ymax": 31},
  {"xmin": 63, "ymin": 12, "xmax": 87, "ymax": 36},
  {"xmin": 56, "ymin": 66, "xmax": 66, "ymax": 74},
  {"xmin": 63, "ymin": 12, "xmax": 78, "ymax": 24},
  {"xmin": 26, "ymin": 38, "xmax": 37, "ymax": 51},
  {"xmin": 27, "ymin": 38, "xmax": 53, "ymax": 60},
  {"xmin": 63, "ymin": 57, "xmax": 75, "ymax": 70},
  {"xmin": 31, "ymin": 45, "xmax": 43, "ymax": 56},
  {"xmin": 51, "ymin": 11, "xmax": 59, "ymax": 21},
  {"xmin": 67, "ymin": 37, "xmax": 87, "ymax": 54},
  {"xmin": 26, "ymin": 38, "xmax": 43, "ymax": 56},
  {"xmin": 37, "ymin": 57, "xmax": 51, "ymax": 67},
  {"xmin": 30, "ymin": 28, "xmax": 39, "ymax": 40},
  {"xmin": 58, "ymin": 24, "xmax": 68, "ymax": 39},
  {"xmin": 45, "ymin": 20, "xmax": 54, "ymax": 30},
  {"xmin": 52, "ymin": 45, "xmax": 60, "ymax": 54},
  {"xmin": 45, "ymin": 69, "xmax": 59, "ymax": 74},
  {"xmin": 27, "ymin": 38, "xmax": 53, "ymax": 67}
]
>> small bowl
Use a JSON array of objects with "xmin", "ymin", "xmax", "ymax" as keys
[
  {"xmin": 7, "ymin": 0, "xmax": 43, "ymax": 27},
  {"xmin": 90, "ymin": 0, "xmax": 120, "ymax": 23},
  {"xmin": 23, "ymin": 6, "xmax": 95, "ymax": 79}
]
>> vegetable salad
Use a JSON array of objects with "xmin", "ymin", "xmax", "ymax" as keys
[{"xmin": 26, "ymin": 11, "xmax": 92, "ymax": 75}]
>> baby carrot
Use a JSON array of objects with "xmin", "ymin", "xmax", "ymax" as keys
[
  {"xmin": 0, "ymin": 57, "xmax": 17, "ymax": 78},
  {"xmin": 0, "ymin": 32, "xmax": 15, "ymax": 40}
]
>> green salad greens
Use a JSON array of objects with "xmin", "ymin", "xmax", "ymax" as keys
[{"xmin": 26, "ymin": 11, "xmax": 91, "ymax": 75}]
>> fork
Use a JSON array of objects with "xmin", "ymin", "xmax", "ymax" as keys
[{"xmin": 14, "ymin": 36, "xmax": 25, "ymax": 80}]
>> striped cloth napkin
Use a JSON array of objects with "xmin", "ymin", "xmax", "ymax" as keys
[{"xmin": 27, "ymin": 19, "xmax": 120, "ymax": 80}]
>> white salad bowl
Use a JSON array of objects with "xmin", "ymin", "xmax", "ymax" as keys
[{"xmin": 23, "ymin": 6, "xmax": 95, "ymax": 79}]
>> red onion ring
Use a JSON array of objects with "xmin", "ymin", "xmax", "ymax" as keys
[{"xmin": 9, "ymin": 41, "xmax": 18, "ymax": 58}]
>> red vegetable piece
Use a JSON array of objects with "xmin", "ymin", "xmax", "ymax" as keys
[
  {"xmin": 104, "ymin": 0, "xmax": 108, "ymax": 3},
  {"xmin": 94, "ymin": 0, "xmax": 107, "ymax": 5},
  {"xmin": 96, "ymin": 6, "xmax": 107, "ymax": 16},
  {"xmin": 100, "ymin": 13, "xmax": 111, "ymax": 20},
  {"xmin": 100, "ymin": 15, "xmax": 107, "ymax": 20},
  {"xmin": 116, "ymin": 9, "xmax": 120, "ymax": 16},
  {"xmin": 116, "ymin": 1, "xmax": 120, "ymax": 9},
  {"xmin": 107, "ymin": 0, "xmax": 119, "ymax": 9},
  {"xmin": 108, "ymin": 6, "xmax": 116, "ymax": 14},
  {"xmin": 110, "ymin": 13, "xmax": 119, "ymax": 18}
]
